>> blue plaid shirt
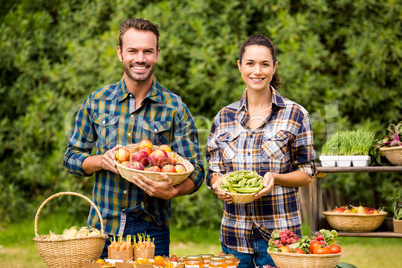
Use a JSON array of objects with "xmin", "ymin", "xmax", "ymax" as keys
[
  {"xmin": 206, "ymin": 88, "xmax": 316, "ymax": 254},
  {"xmin": 64, "ymin": 76, "xmax": 204, "ymax": 236}
]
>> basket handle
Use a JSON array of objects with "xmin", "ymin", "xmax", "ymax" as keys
[{"xmin": 34, "ymin": 191, "xmax": 105, "ymax": 236}]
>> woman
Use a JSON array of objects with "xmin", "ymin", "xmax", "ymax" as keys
[{"xmin": 206, "ymin": 35, "xmax": 317, "ymax": 267}]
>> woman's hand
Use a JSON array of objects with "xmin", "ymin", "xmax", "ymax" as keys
[
  {"xmin": 254, "ymin": 172, "xmax": 275, "ymax": 199},
  {"xmin": 212, "ymin": 179, "xmax": 234, "ymax": 204}
]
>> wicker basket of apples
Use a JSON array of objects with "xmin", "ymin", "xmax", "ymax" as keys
[
  {"xmin": 114, "ymin": 139, "xmax": 194, "ymax": 185},
  {"xmin": 323, "ymin": 205, "xmax": 388, "ymax": 232}
]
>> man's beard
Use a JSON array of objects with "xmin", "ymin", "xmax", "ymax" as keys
[{"xmin": 123, "ymin": 62, "xmax": 155, "ymax": 82}]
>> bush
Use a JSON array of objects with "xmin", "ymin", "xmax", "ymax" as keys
[{"xmin": 1, "ymin": 0, "xmax": 401, "ymax": 227}]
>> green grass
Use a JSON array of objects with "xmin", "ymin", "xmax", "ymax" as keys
[{"xmin": 1, "ymin": 214, "xmax": 401, "ymax": 267}]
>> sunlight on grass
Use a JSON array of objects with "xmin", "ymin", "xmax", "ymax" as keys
[{"xmin": 1, "ymin": 216, "xmax": 401, "ymax": 267}]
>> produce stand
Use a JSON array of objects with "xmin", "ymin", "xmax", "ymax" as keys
[{"xmin": 310, "ymin": 166, "xmax": 402, "ymax": 238}]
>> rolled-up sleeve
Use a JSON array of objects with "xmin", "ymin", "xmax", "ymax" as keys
[
  {"xmin": 290, "ymin": 112, "xmax": 317, "ymax": 177},
  {"xmin": 173, "ymin": 104, "xmax": 205, "ymax": 193},
  {"xmin": 205, "ymin": 117, "xmax": 225, "ymax": 188},
  {"xmin": 63, "ymin": 98, "xmax": 95, "ymax": 176}
]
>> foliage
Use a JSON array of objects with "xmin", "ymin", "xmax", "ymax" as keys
[{"xmin": 1, "ymin": 0, "xmax": 401, "ymax": 227}]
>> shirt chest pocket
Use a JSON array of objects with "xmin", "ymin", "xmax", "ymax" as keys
[
  {"xmin": 217, "ymin": 132, "xmax": 240, "ymax": 162},
  {"xmin": 261, "ymin": 130, "xmax": 291, "ymax": 160},
  {"xmin": 143, "ymin": 121, "xmax": 172, "ymax": 145},
  {"xmin": 93, "ymin": 113, "xmax": 119, "ymax": 150}
]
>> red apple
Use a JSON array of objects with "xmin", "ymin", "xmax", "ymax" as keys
[
  {"xmin": 138, "ymin": 139, "xmax": 153, "ymax": 151},
  {"xmin": 369, "ymin": 210, "xmax": 379, "ymax": 214},
  {"xmin": 167, "ymin": 151, "xmax": 179, "ymax": 165},
  {"xmin": 161, "ymin": 164, "xmax": 176, "ymax": 173},
  {"xmin": 140, "ymin": 146, "xmax": 153, "ymax": 156},
  {"xmin": 148, "ymin": 149, "xmax": 169, "ymax": 168},
  {"xmin": 144, "ymin": 166, "xmax": 161, "ymax": 172},
  {"xmin": 128, "ymin": 161, "xmax": 144, "ymax": 171},
  {"xmin": 159, "ymin": 144, "xmax": 172, "ymax": 153},
  {"xmin": 115, "ymin": 147, "xmax": 130, "ymax": 162},
  {"xmin": 131, "ymin": 150, "xmax": 149, "ymax": 167},
  {"xmin": 175, "ymin": 163, "xmax": 187, "ymax": 173},
  {"xmin": 121, "ymin": 161, "xmax": 130, "ymax": 168},
  {"xmin": 332, "ymin": 206, "xmax": 348, "ymax": 213}
]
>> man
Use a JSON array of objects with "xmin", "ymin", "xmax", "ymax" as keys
[{"xmin": 63, "ymin": 18, "xmax": 205, "ymax": 257}]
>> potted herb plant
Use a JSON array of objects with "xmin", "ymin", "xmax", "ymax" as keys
[
  {"xmin": 320, "ymin": 129, "xmax": 375, "ymax": 167},
  {"xmin": 376, "ymin": 122, "xmax": 402, "ymax": 166},
  {"xmin": 393, "ymin": 200, "xmax": 402, "ymax": 233}
]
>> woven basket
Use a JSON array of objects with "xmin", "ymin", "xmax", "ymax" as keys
[
  {"xmin": 33, "ymin": 192, "xmax": 108, "ymax": 268},
  {"xmin": 323, "ymin": 211, "xmax": 388, "ymax": 232},
  {"xmin": 115, "ymin": 144, "xmax": 194, "ymax": 185},
  {"xmin": 268, "ymin": 250, "xmax": 342, "ymax": 268},
  {"xmin": 215, "ymin": 173, "xmax": 257, "ymax": 204},
  {"xmin": 380, "ymin": 146, "xmax": 402, "ymax": 166}
]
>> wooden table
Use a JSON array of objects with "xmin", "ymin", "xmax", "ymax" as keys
[{"xmin": 310, "ymin": 166, "xmax": 402, "ymax": 238}]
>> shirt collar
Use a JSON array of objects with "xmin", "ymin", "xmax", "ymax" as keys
[
  {"xmin": 238, "ymin": 86, "xmax": 286, "ymax": 113},
  {"xmin": 117, "ymin": 76, "xmax": 163, "ymax": 103}
]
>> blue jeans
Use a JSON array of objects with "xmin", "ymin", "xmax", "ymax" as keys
[
  {"xmin": 221, "ymin": 239, "xmax": 276, "ymax": 268},
  {"xmin": 100, "ymin": 215, "xmax": 170, "ymax": 259}
]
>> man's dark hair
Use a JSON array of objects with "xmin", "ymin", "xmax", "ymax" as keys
[{"xmin": 119, "ymin": 18, "xmax": 160, "ymax": 50}]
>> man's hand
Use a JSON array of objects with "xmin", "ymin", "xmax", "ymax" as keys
[
  {"xmin": 131, "ymin": 173, "xmax": 179, "ymax": 200},
  {"xmin": 82, "ymin": 145, "xmax": 122, "ymax": 175},
  {"xmin": 100, "ymin": 145, "xmax": 122, "ymax": 174}
]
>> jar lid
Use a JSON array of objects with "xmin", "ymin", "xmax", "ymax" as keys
[
  {"xmin": 224, "ymin": 254, "xmax": 235, "ymax": 260},
  {"xmin": 200, "ymin": 254, "xmax": 214, "ymax": 258},
  {"xmin": 210, "ymin": 256, "xmax": 226, "ymax": 261},
  {"xmin": 186, "ymin": 255, "xmax": 202, "ymax": 260}
]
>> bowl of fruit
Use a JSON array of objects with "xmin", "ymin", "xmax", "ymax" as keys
[
  {"xmin": 114, "ymin": 139, "xmax": 194, "ymax": 185},
  {"xmin": 323, "ymin": 205, "xmax": 388, "ymax": 232},
  {"xmin": 267, "ymin": 229, "xmax": 343, "ymax": 268}
]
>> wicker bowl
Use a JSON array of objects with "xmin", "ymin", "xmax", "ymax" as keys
[
  {"xmin": 33, "ymin": 192, "xmax": 108, "ymax": 268},
  {"xmin": 323, "ymin": 211, "xmax": 388, "ymax": 232},
  {"xmin": 115, "ymin": 144, "xmax": 194, "ymax": 185},
  {"xmin": 215, "ymin": 173, "xmax": 257, "ymax": 204},
  {"xmin": 380, "ymin": 146, "xmax": 402, "ymax": 166},
  {"xmin": 268, "ymin": 250, "xmax": 342, "ymax": 268}
]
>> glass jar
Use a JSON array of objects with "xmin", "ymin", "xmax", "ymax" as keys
[
  {"xmin": 200, "ymin": 254, "xmax": 214, "ymax": 268},
  {"xmin": 185, "ymin": 255, "xmax": 203, "ymax": 268},
  {"xmin": 224, "ymin": 254, "xmax": 236, "ymax": 268},
  {"xmin": 209, "ymin": 256, "xmax": 227, "ymax": 268}
]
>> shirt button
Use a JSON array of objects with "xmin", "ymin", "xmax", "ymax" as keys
[
  {"xmin": 130, "ymin": 114, "xmax": 133, "ymax": 118},
  {"xmin": 127, "ymin": 132, "xmax": 131, "ymax": 136},
  {"xmin": 154, "ymin": 128, "xmax": 157, "ymax": 132},
  {"xmin": 247, "ymin": 152, "xmax": 251, "ymax": 156},
  {"xmin": 102, "ymin": 120, "xmax": 106, "ymax": 124},
  {"xmin": 123, "ymin": 190, "xmax": 127, "ymax": 194},
  {"xmin": 129, "ymin": 94, "xmax": 133, "ymax": 98}
]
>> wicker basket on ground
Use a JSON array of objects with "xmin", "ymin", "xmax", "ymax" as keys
[
  {"xmin": 380, "ymin": 146, "xmax": 402, "ymax": 166},
  {"xmin": 323, "ymin": 211, "xmax": 388, "ymax": 232},
  {"xmin": 115, "ymin": 144, "xmax": 194, "ymax": 185},
  {"xmin": 33, "ymin": 192, "xmax": 108, "ymax": 268},
  {"xmin": 268, "ymin": 250, "xmax": 342, "ymax": 268}
]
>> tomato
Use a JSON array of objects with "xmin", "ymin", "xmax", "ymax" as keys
[
  {"xmin": 278, "ymin": 246, "xmax": 291, "ymax": 253},
  {"xmin": 139, "ymin": 258, "xmax": 149, "ymax": 264},
  {"xmin": 292, "ymin": 248, "xmax": 305, "ymax": 254},
  {"xmin": 329, "ymin": 244, "xmax": 342, "ymax": 254},
  {"xmin": 313, "ymin": 245, "xmax": 330, "ymax": 254},
  {"xmin": 154, "ymin": 255, "xmax": 166, "ymax": 265},
  {"xmin": 310, "ymin": 240, "xmax": 325, "ymax": 252}
]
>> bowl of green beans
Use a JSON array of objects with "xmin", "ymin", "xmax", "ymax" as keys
[{"xmin": 216, "ymin": 170, "xmax": 264, "ymax": 204}]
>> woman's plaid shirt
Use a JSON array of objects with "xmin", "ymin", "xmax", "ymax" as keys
[{"xmin": 206, "ymin": 88, "xmax": 316, "ymax": 254}]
